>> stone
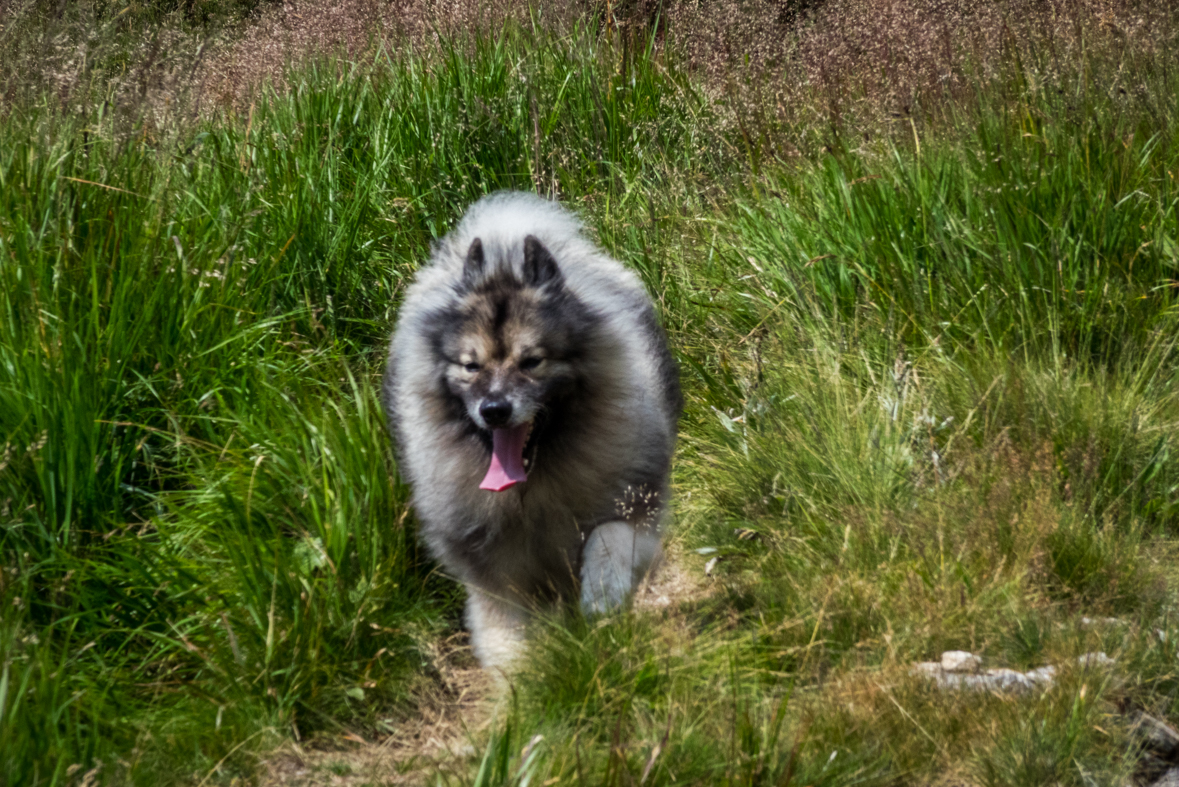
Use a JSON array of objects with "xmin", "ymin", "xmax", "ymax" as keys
[
  {"xmin": 980, "ymin": 668, "xmax": 1035, "ymax": 694},
  {"xmin": 1130, "ymin": 712, "xmax": 1179, "ymax": 760},
  {"xmin": 1026, "ymin": 665, "xmax": 1056, "ymax": 686},
  {"xmin": 1076, "ymin": 652, "xmax": 1116, "ymax": 668},
  {"xmin": 1080, "ymin": 616, "xmax": 1125, "ymax": 628},
  {"xmin": 930, "ymin": 672, "xmax": 968, "ymax": 690},
  {"xmin": 920, "ymin": 666, "xmax": 1033, "ymax": 694},
  {"xmin": 1149, "ymin": 766, "xmax": 1179, "ymax": 787},
  {"xmin": 1138, "ymin": 754, "xmax": 1173, "ymax": 786},
  {"xmin": 910, "ymin": 662, "xmax": 943, "ymax": 678},
  {"xmin": 941, "ymin": 651, "xmax": 981, "ymax": 673}
]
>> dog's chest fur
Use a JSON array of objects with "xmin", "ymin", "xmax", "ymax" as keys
[{"xmin": 427, "ymin": 470, "xmax": 604, "ymax": 600}]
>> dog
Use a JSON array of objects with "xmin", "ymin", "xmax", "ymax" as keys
[{"xmin": 383, "ymin": 191, "xmax": 681, "ymax": 670}]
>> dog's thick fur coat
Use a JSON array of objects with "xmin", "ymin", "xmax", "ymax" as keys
[{"xmin": 384, "ymin": 192, "xmax": 681, "ymax": 669}]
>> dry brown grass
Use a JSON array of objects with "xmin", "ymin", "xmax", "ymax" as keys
[
  {"xmin": 0, "ymin": 0, "xmax": 567, "ymax": 123},
  {"xmin": 7, "ymin": 0, "xmax": 1176, "ymax": 133},
  {"xmin": 661, "ymin": 0, "xmax": 1178, "ymax": 146},
  {"xmin": 193, "ymin": 0, "xmax": 566, "ymax": 112}
]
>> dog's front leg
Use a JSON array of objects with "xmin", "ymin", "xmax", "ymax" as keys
[
  {"xmin": 465, "ymin": 586, "xmax": 529, "ymax": 671},
  {"xmin": 580, "ymin": 521, "xmax": 662, "ymax": 616}
]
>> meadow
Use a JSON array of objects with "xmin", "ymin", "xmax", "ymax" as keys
[{"xmin": 2, "ymin": 0, "xmax": 1179, "ymax": 784}]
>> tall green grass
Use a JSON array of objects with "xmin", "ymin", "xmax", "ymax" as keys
[
  {"xmin": 2, "ymin": 6, "xmax": 1179, "ymax": 786},
  {"xmin": 732, "ymin": 117, "xmax": 1179, "ymax": 361},
  {"xmin": 0, "ymin": 22, "xmax": 710, "ymax": 784}
]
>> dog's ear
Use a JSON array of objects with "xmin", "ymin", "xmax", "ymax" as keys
[
  {"xmin": 522, "ymin": 235, "xmax": 561, "ymax": 287},
  {"xmin": 462, "ymin": 238, "xmax": 485, "ymax": 286}
]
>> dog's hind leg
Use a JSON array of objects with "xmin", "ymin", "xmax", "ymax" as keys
[
  {"xmin": 466, "ymin": 586, "xmax": 529, "ymax": 672},
  {"xmin": 580, "ymin": 522, "xmax": 662, "ymax": 616}
]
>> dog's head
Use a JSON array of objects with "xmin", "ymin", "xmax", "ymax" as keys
[{"xmin": 438, "ymin": 235, "xmax": 595, "ymax": 490}]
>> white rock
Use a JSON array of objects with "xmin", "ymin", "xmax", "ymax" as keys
[
  {"xmin": 1026, "ymin": 666, "xmax": 1056, "ymax": 686},
  {"xmin": 1080, "ymin": 616, "xmax": 1125, "ymax": 628},
  {"xmin": 935, "ymin": 673, "xmax": 996, "ymax": 692},
  {"xmin": 910, "ymin": 661, "xmax": 943, "ymax": 678},
  {"xmin": 918, "ymin": 663, "xmax": 1039, "ymax": 694},
  {"xmin": 930, "ymin": 672, "xmax": 966, "ymax": 690},
  {"xmin": 1076, "ymin": 652, "xmax": 1116, "ymax": 668},
  {"xmin": 938, "ymin": 670, "xmax": 1031, "ymax": 694},
  {"xmin": 981, "ymin": 668, "xmax": 1036, "ymax": 694},
  {"xmin": 941, "ymin": 651, "xmax": 981, "ymax": 673},
  {"xmin": 1129, "ymin": 711, "xmax": 1179, "ymax": 759},
  {"xmin": 1153, "ymin": 768, "xmax": 1179, "ymax": 787}
]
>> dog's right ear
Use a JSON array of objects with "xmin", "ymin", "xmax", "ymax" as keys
[
  {"xmin": 462, "ymin": 238, "xmax": 485, "ymax": 286},
  {"xmin": 523, "ymin": 235, "xmax": 561, "ymax": 287}
]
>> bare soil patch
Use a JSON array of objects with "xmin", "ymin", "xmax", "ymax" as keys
[
  {"xmin": 258, "ymin": 635, "xmax": 492, "ymax": 786},
  {"xmin": 256, "ymin": 546, "xmax": 709, "ymax": 785}
]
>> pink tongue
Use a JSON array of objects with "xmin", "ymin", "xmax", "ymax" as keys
[{"xmin": 479, "ymin": 422, "xmax": 530, "ymax": 491}]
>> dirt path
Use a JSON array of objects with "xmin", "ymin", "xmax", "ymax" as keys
[
  {"xmin": 257, "ymin": 554, "xmax": 705, "ymax": 785},
  {"xmin": 259, "ymin": 641, "xmax": 493, "ymax": 786}
]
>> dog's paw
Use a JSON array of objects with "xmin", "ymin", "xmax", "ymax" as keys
[
  {"xmin": 580, "ymin": 569, "xmax": 631, "ymax": 617},
  {"xmin": 580, "ymin": 521, "xmax": 658, "ymax": 616}
]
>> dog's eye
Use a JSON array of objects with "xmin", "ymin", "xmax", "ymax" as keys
[
  {"xmin": 463, "ymin": 362, "xmax": 481, "ymax": 373},
  {"xmin": 520, "ymin": 357, "xmax": 543, "ymax": 371}
]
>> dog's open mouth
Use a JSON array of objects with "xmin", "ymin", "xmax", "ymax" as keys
[{"xmin": 479, "ymin": 420, "xmax": 535, "ymax": 491}]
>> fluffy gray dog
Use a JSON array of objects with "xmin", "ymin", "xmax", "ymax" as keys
[{"xmin": 384, "ymin": 191, "xmax": 681, "ymax": 669}]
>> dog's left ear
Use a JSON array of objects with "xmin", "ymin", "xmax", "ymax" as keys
[
  {"xmin": 462, "ymin": 238, "xmax": 486, "ymax": 287},
  {"xmin": 523, "ymin": 235, "xmax": 562, "ymax": 287}
]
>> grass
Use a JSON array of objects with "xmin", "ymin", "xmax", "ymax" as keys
[{"xmin": 2, "ymin": 1, "xmax": 1179, "ymax": 784}]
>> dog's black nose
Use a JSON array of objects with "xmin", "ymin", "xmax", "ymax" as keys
[{"xmin": 479, "ymin": 399, "xmax": 513, "ymax": 427}]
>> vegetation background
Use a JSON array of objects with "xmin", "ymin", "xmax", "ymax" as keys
[{"xmin": 2, "ymin": 0, "xmax": 1178, "ymax": 784}]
